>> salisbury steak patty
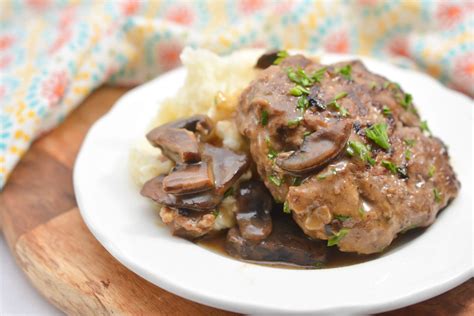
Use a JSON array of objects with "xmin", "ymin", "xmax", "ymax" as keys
[{"xmin": 236, "ymin": 54, "xmax": 459, "ymax": 254}]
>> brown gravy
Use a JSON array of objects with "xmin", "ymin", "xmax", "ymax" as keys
[{"xmin": 198, "ymin": 224, "xmax": 425, "ymax": 269}]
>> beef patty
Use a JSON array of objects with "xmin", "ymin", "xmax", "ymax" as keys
[{"xmin": 236, "ymin": 54, "xmax": 459, "ymax": 254}]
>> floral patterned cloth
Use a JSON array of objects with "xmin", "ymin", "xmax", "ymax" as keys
[{"xmin": 0, "ymin": 0, "xmax": 473, "ymax": 188}]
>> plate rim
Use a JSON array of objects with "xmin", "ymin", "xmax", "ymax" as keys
[{"xmin": 74, "ymin": 53, "xmax": 473, "ymax": 314}]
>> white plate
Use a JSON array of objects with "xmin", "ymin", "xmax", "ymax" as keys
[{"xmin": 74, "ymin": 54, "xmax": 473, "ymax": 314}]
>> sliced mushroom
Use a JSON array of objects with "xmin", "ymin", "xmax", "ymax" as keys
[
  {"xmin": 141, "ymin": 175, "xmax": 221, "ymax": 211},
  {"xmin": 201, "ymin": 143, "xmax": 250, "ymax": 195},
  {"xmin": 163, "ymin": 162, "xmax": 214, "ymax": 195},
  {"xmin": 276, "ymin": 120, "xmax": 352, "ymax": 175},
  {"xmin": 235, "ymin": 180, "xmax": 273, "ymax": 241},
  {"xmin": 225, "ymin": 213, "xmax": 327, "ymax": 267},
  {"xmin": 161, "ymin": 114, "xmax": 214, "ymax": 140},
  {"xmin": 255, "ymin": 50, "xmax": 279, "ymax": 69},
  {"xmin": 146, "ymin": 127, "xmax": 200, "ymax": 163}
]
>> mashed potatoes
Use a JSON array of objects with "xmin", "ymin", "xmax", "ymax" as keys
[
  {"xmin": 129, "ymin": 47, "xmax": 262, "ymax": 187},
  {"xmin": 129, "ymin": 47, "xmax": 264, "ymax": 231}
]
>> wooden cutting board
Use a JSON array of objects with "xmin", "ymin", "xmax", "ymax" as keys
[{"xmin": 0, "ymin": 86, "xmax": 472, "ymax": 315}]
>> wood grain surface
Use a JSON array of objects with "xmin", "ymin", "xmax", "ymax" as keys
[{"xmin": 0, "ymin": 86, "xmax": 472, "ymax": 315}]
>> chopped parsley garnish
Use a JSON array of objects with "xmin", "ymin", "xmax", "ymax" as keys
[
  {"xmin": 381, "ymin": 160, "xmax": 397, "ymax": 174},
  {"xmin": 346, "ymin": 141, "xmax": 375, "ymax": 166},
  {"xmin": 405, "ymin": 149, "xmax": 412, "ymax": 160},
  {"xmin": 404, "ymin": 139, "xmax": 416, "ymax": 147},
  {"xmin": 303, "ymin": 131, "xmax": 312, "ymax": 137},
  {"xmin": 223, "ymin": 187, "xmax": 234, "ymax": 198},
  {"xmin": 289, "ymin": 85, "xmax": 309, "ymax": 96},
  {"xmin": 269, "ymin": 174, "xmax": 283, "ymax": 186},
  {"xmin": 267, "ymin": 148, "xmax": 278, "ymax": 160},
  {"xmin": 286, "ymin": 66, "xmax": 327, "ymax": 114},
  {"xmin": 420, "ymin": 120, "xmax": 431, "ymax": 134},
  {"xmin": 287, "ymin": 67, "xmax": 313, "ymax": 87},
  {"xmin": 283, "ymin": 201, "xmax": 291, "ymax": 214},
  {"xmin": 287, "ymin": 116, "xmax": 303, "ymax": 127},
  {"xmin": 297, "ymin": 96, "xmax": 309, "ymax": 111},
  {"xmin": 289, "ymin": 85, "xmax": 310, "ymax": 96},
  {"xmin": 334, "ymin": 215, "xmax": 351, "ymax": 221},
  {"xmin": 292, "ymin": 177, "xmax": 302, "ymax": 186},
  {"xmin": 212, "ymin": 210, "xmax": 220, "ymax": 217},
  {"xmin": 365, "ymin": 123, "xmax": 390, "ymax": 150},
  {"xmin": 287, "ymin": 66, "xmax": 327, "ymax": 86},
  {"xmin": 273, "ymin": 50, "xmax": 289, "ymax": 65},
  {"xmin": 261, "ymin": 110, "xmax": 268, "ymax": 126},
  {"xmin": 329, "ymin": 100, "xmax": 349, "ymax": 116},
  {"xmin": 317, "ymin": 168, "xmax": 337, "ymax": 180},
  {"xmin": 433, "ymin": 188, "xmax": 442, "ymax": 203},
  {"xmin": 333, "ymin": 91, "xmax": 348, "ymax": 100},
  {"xmin": 311, "ymin": 67, "xmax": 327, "ymax": 83},
  {"xmin": 338, "ymin": 64, "xmax": 352, "ymax": 80},
  {"xmin": 327, "ymin": 228, "xmax": 350, "ymax": 246},
  {"xmin": 381, "ymin": 160, "xmax": 407, "ymax": 178},
  {"xmin": 428, "ymin": 165, "xmax": 436, "ymax": 178},
  {"xmin": 382, "ymin": 105, "xmax": 392, "ymax": 116},
  {"xmin": 326, "ymin": 92, "xmax": 349, "ymax": 117},
  {"xmin": 399, "ymin": 93, "xmax": 413, "ymax": 110},
  {"xmin": 266, "ymin": 136, "xmax": 278, "ymax": 160}
]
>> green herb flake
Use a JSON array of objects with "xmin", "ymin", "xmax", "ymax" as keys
[
  {"xmin": 334, "ymin": 91, "xmax": 348, "ymax": 100},
  {"xmin": 404, "ymin": 139, "xmax": 416, "ymax": 147},
  {"xmin": 358, "ymin": 207, "xmax": 365, "ymax": 218},
  {"xmin": 326, "ymin": 92, "xmax": 349, "ymax": 116},
  {"xmin": 269, "ymin": 175, "xmax": 283, "ymax": 186},
  {"xmin": 405, "ymin": 149, "xmax": 412, "ymax": 160},
  {"xmin": 381, "ymin": 160, "xmax": 398, "ymax": 174},
  {"xmin": 327, "ymin": 228, "xmax": 350, "ymax": 247},
  {"xmin": 316, "ymin": 174, "xmax": 327, "ymax": 180},
  {"xmin": 382, "ymin": 105, "xmax": 392, "ymax": 116},
  {"xmin": 261, "ymin": 110, "xmax": 269, "ymax": 126},
  {"xmin": 267, "ymin": 148, "xmax": 278, "ymax": 160},
  {"xmin": 346, "ymin": 141, "xmax": 376, "ymax": 166},
  {"xmin": 297, "ymin": 96, "xmax": 309, "ymax": 111},
  {"xmin": 273, "ymin": 50, "xmax": 289, "ymax": 65},
  {"xmin": 365, "ymin": 123, "xmax": 391, "ymax": 150},
  {"xmin": 428, "ymin": 165, "xmax": 436, "ymax": 178},
  {"xmin": 339, "ymin": 106, "xmax": 350, "ymax": 117},
  {"xmin": 292, "ymin": 177, "xmax": 302, "ymax": 186},
  {"xmin": 303, "ymin": 131, "xmax": 312, "ymax": 137},
  {"xmin": 369, "ymin": 81, "xmax": 377, "ymax": 90},
  {"xmin": 289, "ymin": 85, "xmax": 310, "ymax": 96},
  {"xmin": 399, "ymin": 93, "xmax": 413, "ymax": 109},
  {"xmin": 383, "ymin": 81, "xmax": 390, "ymax": 89},
  {"xmin": 334, "ymin": 214, "xmax": 351, "ymax": 222},
  {"xmin": 420, "ymin": 120, "xmax": 431, "ymax": 134},
  {"xmin": 338, "ymin": 64, "xmax": 352, "ymax": 80},
  {"xmin": 433, "ymin": 188, "xmax": 442, "ymax": 203},
  {"xmin": 283, "ymin": 200, "xmax": 291, "ymax": 214},
  {"xmin": 212, "ymin": 210, "xmax": 220, "ymax": 217},
  {"xmin": 311, "ymin": 67, "xmax": 327, "ymax": 83},
  {"xmin": 287, "ymin": 117, "xmax": 303, "ymax": 127},
  {"xmin": 317, "ymin": 168, "xmax": 337, "ymax": 180},
  {"xmin": 287, "ymin": 67, "xmax": 315, "ymax": 87}
]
